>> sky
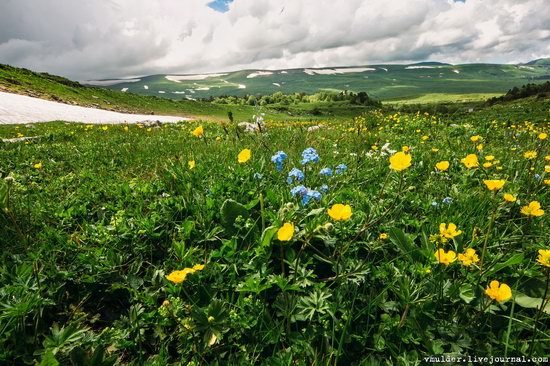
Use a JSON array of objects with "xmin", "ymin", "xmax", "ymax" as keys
[{"xmin": 0, "ymin": 0, "xmax": 548, "ymax": 80}]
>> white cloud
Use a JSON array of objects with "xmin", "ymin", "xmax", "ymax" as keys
[{"xmin": 0, "ymin": 0, "xmax": 548, "ymax": 80}]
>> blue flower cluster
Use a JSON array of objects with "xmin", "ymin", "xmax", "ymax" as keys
[
  {"xmin": 291, "ymin": 185, "xmax": 321, "ymax": 205},
  {"xmin": 335, "ymin": 164, "xmax": 348, "ymax": 174},
  {"xmin": 287, "ymin": 168, "xmax": 305, "ymax": 184},
  {"xmin": 271, "ymin": 151, "xmax": 288, "ymax": 172},
  {"xmin": 319, "ymin": 168, "xmax": 333, "ymax": 176},
  {"xmin": 301, "ymin": 147, "xmax": 319, "ymax": 165}
]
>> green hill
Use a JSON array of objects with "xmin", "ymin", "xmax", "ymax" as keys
[{"xmin": 86, "ymin": 60, "xmax": 550, "ymax": 103}]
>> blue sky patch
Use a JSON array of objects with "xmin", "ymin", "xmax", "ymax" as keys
[{"xmin": 208, "ymin": 0, "xmax": 234, "ymax": 13}]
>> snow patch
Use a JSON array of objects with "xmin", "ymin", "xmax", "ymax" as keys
[
  {"xmin": 121, "ymin": 88, "xmax": 128, "ymax": 92},
  {"xmin": 165, "ymin": 73, "xmax": 227, "ymax": 82},
  {"xmin": 452, "ymin": 69, "xmax": 460, "ymax": 74},
  {"xmin": 247, "ymin": 71, "xmax": 274, "ymax": 78},
  {"xmin": 304, "ymin": 67, "xmax": 375, "ymax": 75},
  {"xmin": 144, "ymin": 85, "xmax": 149, "ymax": 90},
  {"xmin": 238, "ymin": 84, "xmax": 246, "ymax": 89},
  {"xmin": 272, "ymin": 83, "xmax": 281, "ymax": 87}
]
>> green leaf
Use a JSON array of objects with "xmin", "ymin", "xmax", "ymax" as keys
[
  {"xmin": 260, "ymin": 226, "xmax": 279, "ymax": 247},
  {"xmin": 40, "ymin": 351, "xmax": 59, "ymax": 366},
  {"xmin": 389, "ymin": 228, "xmax": 421, "ymax": 262},
  {"xmin": 220, "ymin": 199, "xmax": 249, "ymax": 233},
  {"xmin": 514, "ymin": 293, "xmax": 550, "ymax": 314},
  {"xmin": 487, "ymin": 253, "xmax": 524, "ymax": 276},
  {"xmin": 305, "ymin": 207, "xmax": 325, "ymax": 217},
  {"xmin": 0, "ymin": 179, "xmax": 8, "ymax": 212},
  {"xmin": 459, "ymin": 283, "xmax": 475, "ymax": 304}
]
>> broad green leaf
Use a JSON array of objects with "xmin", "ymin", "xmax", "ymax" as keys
[
  {"xmin": 459, "ymin": 283, "xmax": 475, "ymax": 304},
  {"xmin": 260, "ymin": 226, "xmax": 279, "ymax": 247},
  {"xmin": 514, "ymin": 293, "xmax": 550, "ymax": 314}
]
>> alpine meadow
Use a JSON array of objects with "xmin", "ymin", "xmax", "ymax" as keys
[{"xmin": 0, "ymin": 0, "xmax": 549, "ymax": 365}]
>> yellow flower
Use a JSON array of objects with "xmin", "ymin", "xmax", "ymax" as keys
[
  {"xmin": 327, "ymin": 204, "xmax": 352, "ymax": 221},
  {"xmin": 524, "ymin": 151, "xmax": 537, "ymax": 159},
  {"xmin": 503, "ymin": 193, "xmax": 516, "ymax": 202},
  {"xmin": 545, "ymin": 165, "xmax": 550, "ymax": 173},
  {"xmin": 485, "ymin": 155, "xmax": 495, "ymax": 161},
  {"xmin": 458, "ymin": 248, "xmax": 480, "ymax": 266},
  {"xmin": 188, "ymin": 160, "xmax": 196, "ymax": 169},
  {"xmin": 216, "ymin": 136, "xmax": 222, "ymax": 142},
  {"xmin": 379, "ymin": 233, "xmax": 388, "ymax": 240},
  {"xmin": 389, "ymin": 151, "xmax": 412, "ymax": 171},
  {"xmin": 483, "ymin": 179, "xmax": 506, "ymax": 191},
  {"xmin": 545, "ymin": 155, "xmax": 550, "ymax": 162},
  {"xmin": 483, "ymin": 162, "xmax": 493, "ymax": 168},
  {"xmin": 520, "ymin": 201, "xmax": 544, "ymax": 217},
  {"xmin": 166, "ymin": 264, "xmax": 205, "ymax": 284},
  {"xmin": 193, "ymin": 264, "xmax": 206, "ymax": 271},
  {"xmin": 476, "ymin": 144, "xmax": 483, "ymax": 151},
  {"xmin": 439, "ymin": 223, "xmax": 462, "ymax": 239},
  {"xmin": 421, "ymin": 135, "xmax": 429, "ymax": 141},
  {"xmin": 470, "ymin": 135, "xmax": 482, "ymax": 142},
  {"xmin": 102, "ymin": 126, "xmax": 108, "ymax": 131},
  {"xmin": 485, "ymin": 280, "xmax": 512, "ymax": 303},
  {"xmin": 545, "ymin": 179, "xmax": 550, "ymax": 185},
  {"xmin": 431, "ymin": 148, "xmax": 439, "ymax": 153},
  {"xmin": 33, "ymin": 163, "xmax": 42, "ymax": 169},
  {"xmin": 461, "ymin": 154, "xmax": 479, "ymax": 168},
  {"xmin": 434, "ymin": 248, "xmax": 457, "ymax": 265},
  {"xmin": 402, "ymin": 146, "xmax": 410, "ymax": 152},
  {"xmin": 435, "ymin": 161, "xmax": 449, "ymax": 171},
  {"xmin": 277, "ymin": 223, "xmax": 295, "ymax": 241},
  {"xmin": 237, "ymin": 148, "xmax": 251, "ymax": 163},
  {"xmin": 191, "ymin": 125, "xmax": 204, "ymax": 137},
  {"xmin": 539, "ymin": 132, "xmax": 547, "ymax": 140},
  {"xmin": 536, "ymin": 249, "xmax": 550, "ymax": 267},
  {"xmin": 123, "ymin": 126, "xmax": 129, "ymax": 132}
]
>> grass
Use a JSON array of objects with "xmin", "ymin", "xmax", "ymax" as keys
[{"xmin": 0, "ymin": 97, "xmax": 549, "ymax": 364}]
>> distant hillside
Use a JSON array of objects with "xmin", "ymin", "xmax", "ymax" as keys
[
  {"xmin": 0, "ymin": 64, "xmax": 248, "ymax": 120},
  {"xmin": 85, "ymin": 60, "xmax": 550, "ymax": 102},
  {"xmin": 487, "ymin": 81, "xmax": 550, "ymax": 104}
]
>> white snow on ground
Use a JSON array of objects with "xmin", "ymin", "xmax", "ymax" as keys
[
  {"xmin": 0, "ymin": 92, "xmax": 188, "ymax": 124},
  {"xmin": 238, "ymin": 84, "xmax": 246, "ymax": 89},
  {"xmin": 172, "ymin": 91, "xmax": 186, "ymax": 94},
  {"xmin": 121, "ymin": 88, "xmax": 128, "ymax": 92},
  {"xmin": 144, "ymin": 85, "xmax": 149, "ymax": 90},
  {"xmin": 518, "ymin": 65, "xmax": 535, "ymax": 70},
  {"xmin": 452, "ymin": 69, "xmax": 460, "ymax": 74},
  {"xmin": 304, "ymin": 67, "xmax": 375, "ymax": 75},
  {"xmin": 165, "ymin": 73, "xmax": 228, "ymax": 82},
  {"xmin": 158, "ymin": 91, "xmax": 166, "ymax": 94},
  {"xmin": 195, "ymin": 87, "xmax": 210, "ymax": 91},
  {"xmin": 379, "ymin": 67, "xmax": 388, "ymax": 72},
  {"xmin": 280, "ymin": 71, "xmax": 288, "ymax": 74},
  {"xmin": 247, "ymin": 71, "xmax": 274, "ymax": 78},
  {"xmin": 272, "ymin": 83, "xmax": 281, "ymax": 87},
  {"xmin": 85, "ymin": 79, "xmax": 141, "ymax": 86}
]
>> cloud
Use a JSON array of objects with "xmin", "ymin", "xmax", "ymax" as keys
[{"xmin": 0, "ymin": 0, "xmax": 548, "ymax": 80}]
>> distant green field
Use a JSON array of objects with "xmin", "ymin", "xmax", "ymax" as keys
[{"xmin": 89, "ymin": 61, "xmax": 550, "ymax": 102}]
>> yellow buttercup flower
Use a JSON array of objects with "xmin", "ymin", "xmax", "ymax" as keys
[
  {"xmin": 379, "ymin": 233, "xmax": 388, "ymax": 240},
  {"xmin": 458, "ymin": 248, "xmax": 480, "ymax": 266},
  {"xmin": 166, "ymin": 264, "xmax": 205, "ymax": 284},
  {"xmin": 238, "ymin": 148, "xmax": 251, "ymax": 163},
  {"xmin": 277, "ymin": 223, "xmax": 295, "ymax": 241},
  {"xmin": 539, "ymin": 132, "xmax": 547, "ymax": 140},
  {"xmin": 327, "ymin": 204, "xmax": 352, "ymax": 221},
  {"xmin": 431, "ymin": 148, "xmax": 439, "ymax": 153},
  {"xmin": 421, "ymin": 135, "xmax": 429, "ymax": 141},
  {"xmin": 434, "ymin": 248, "xmax": 457, "ymax": 265},
  {"xmin": 188, "ymin": 160, "xmax": 196, "ymax": 169},
  {"xmin": 485, "ymin": 155, "xmax": 495, "ymax": 161},
  {"xmin": 545, "ymin": 165, "xmax": 550, "ymax": 173},
  {"xmin": 483, "ymin": 179, "xmax": 506, "ymax": 191},
  {"xmin": 389, "ymin": 151, "xmax": 412, "ymax": 171},
  {"xmin": 33, "ymin": 163, "xmax": 42, "ymax": 169},
  {"xmin": 485, "ymin": 280, "xmax": 512, "ymax": 303},
  {"xmin": 483, "ymin": 162, "xmax": 493, "ymax": 168},
  {"xmin": 461, "ymin": 154, "xmax": 479, "ymax": 168},
  {"xmin": 520, "ymin": 201, "xmax": 544, "ymax": 217},
  {"xmin": 470, "ymin": 135, "xmax": 482, "ymax": 142},
  {"xmin": 476, "ymin": 144, "xmax": 484, "ymax": 151},
  {"xmin": 536, "ymin": 249, "xmax": 550, "ymax": 267},
  {"xmin": 545, "ymin": 179, "xmax": 550, "ymax": 185},
  {"xmin": 523, "ymin": 151, "xmax": 537, "ymax": 160},
  {"xmin": 402, "ymin": 146, "xmax": 410, "ymax": 152},
  {"xmin": 439, "ymin": 223, "xmax": 462, "ymax": 239},
  {"xmin": 503, "ymin": 193, "xmax": 516, "ymax": 202},
  {"xmin": 191, "ymin": 125, "xmax": 204, "ymax": 137},
  {"xmin": 435, "ymin": 161, "xmax": 449, "ymax": 171}
]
